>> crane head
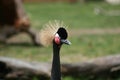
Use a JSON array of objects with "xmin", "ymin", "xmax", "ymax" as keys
[
  {"xmin": 38, "ymin": 20, "xmax": 71, "ymax": 46},
  {"xmin": 54, "ymin": 27, "xmax": 71, "ymax": 45}
]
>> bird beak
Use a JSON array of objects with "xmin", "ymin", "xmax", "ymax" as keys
[{"xmin": 61, "ymin": 39, "xmax": 71, "ymax": 45}]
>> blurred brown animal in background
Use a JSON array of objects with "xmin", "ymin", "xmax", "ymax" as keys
[{"xmin": 0, "ymin": 0, "xmax": 40, "ymax": 46}]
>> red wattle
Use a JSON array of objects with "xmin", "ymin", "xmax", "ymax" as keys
[{"xmin": 55, "ymin": 37, "xmax": 60, "ymax": 45}]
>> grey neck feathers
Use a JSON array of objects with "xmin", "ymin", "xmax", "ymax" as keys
[{"xmin": 51, "ymin": 42, "xmax": 61, "ymax": 80}]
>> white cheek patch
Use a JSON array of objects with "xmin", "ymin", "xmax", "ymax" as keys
[{"xmin": 55, "ymin": 33, "xmax": 60, "ymax": 38}]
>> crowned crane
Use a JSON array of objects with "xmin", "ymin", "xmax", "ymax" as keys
[{"xmin": 39, "ymin": 21, "xmax": 71, "ymax": 80}]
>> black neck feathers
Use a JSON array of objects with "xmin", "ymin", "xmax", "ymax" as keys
[{"xmin": 51, "ymin": 42, "xmax": 61, "ymax": 80}]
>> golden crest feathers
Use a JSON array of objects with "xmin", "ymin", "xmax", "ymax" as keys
[{"xmin": 38, "ymin": 20, "xmax": 67, "ymax": 46}]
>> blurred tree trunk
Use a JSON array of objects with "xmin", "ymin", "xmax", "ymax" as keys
[
  {"xmin": 0, "ymin": 0, "xmax": 41, "ymax": 46},
  {"xmin": 0, "ymin": 55, "xmax": 120, "ymax": 79}
]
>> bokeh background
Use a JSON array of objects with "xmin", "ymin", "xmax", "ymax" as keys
[{"xmin": 0, "ymin": 0, "xmax": 120, "ymax": 80}]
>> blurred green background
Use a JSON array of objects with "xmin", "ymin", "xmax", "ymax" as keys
[{"xmin": 0, "ymin": 0, "xmax": 120, "ymax": 80}]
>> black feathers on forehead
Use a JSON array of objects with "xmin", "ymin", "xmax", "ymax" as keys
[{"xmin": 57, "ymin": 27, "xmax": 68, "ymax": 39}]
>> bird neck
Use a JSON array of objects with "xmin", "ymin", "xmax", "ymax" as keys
[{"xmin": 51, "ymin": 42, "xmax": 61, "ymax": 80}]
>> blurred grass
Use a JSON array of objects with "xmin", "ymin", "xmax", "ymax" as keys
[
  {"xmin": 0, "ymin": 2, "xmax": 120, "ymax": 80},
  {"xmin": 25, "ymin": 2, "xmax": 120, "ymax": 29},
  {"xmin": 0, "ymin": 34, "xmax": 120, "ymax": 63}
]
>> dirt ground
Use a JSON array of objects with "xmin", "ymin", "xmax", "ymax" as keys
[{"xmin": 69, "ymin": 28, "xmax": 120, "ymax": 37}]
